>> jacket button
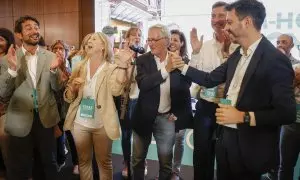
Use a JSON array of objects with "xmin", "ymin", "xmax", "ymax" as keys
[{"xmin": 97, "ymin": 105, "xmax": 101, "ymax": 109}]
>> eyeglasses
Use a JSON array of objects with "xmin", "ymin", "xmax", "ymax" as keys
[{"xmin": 146, "ymin": 37, "xmax": 165, "ymax": 44}]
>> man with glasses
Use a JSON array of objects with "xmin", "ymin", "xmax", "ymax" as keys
[{"xmin": 131, "ymin": 24, "xmax": 193, "ymax": 180}]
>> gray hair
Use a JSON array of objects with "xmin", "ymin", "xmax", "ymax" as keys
[{"xmin": 149, "ymin": 24, "xmax": 170, "ymax": 38}]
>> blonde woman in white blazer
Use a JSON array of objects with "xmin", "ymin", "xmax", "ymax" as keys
[{"xmin": 64, "ymin": 32, "xmax": 133, "ymax": 180}]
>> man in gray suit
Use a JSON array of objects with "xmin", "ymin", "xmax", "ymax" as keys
[{"xmin": 0, "ymin": 15, "xmax": 64, "ymax": 180}]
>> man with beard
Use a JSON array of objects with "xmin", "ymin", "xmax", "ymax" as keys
[
  {"xmin": 174, "ymin": 0, "xmax": 296, "ymax": 179},
  {"xmin": 0, "ymin": 15, "xmax": 64, "ymax": 180},
  {"xmin": 189, "ymin": 1, "xmax": 237, "ymax": 179}
]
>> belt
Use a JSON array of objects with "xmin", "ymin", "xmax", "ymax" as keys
[{"xmin": 157, "ymin": 111, "xmax": 170, "ymax": 116}]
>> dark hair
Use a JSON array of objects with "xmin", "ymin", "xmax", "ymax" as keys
[
  {"xmin": 0, "ymin": 28, "xmax": 15, "ymax": 54},
  {"xmin": 38, "ymin": 36, "xmax": 46, "ymax": 46},
  {"xmin": 170, "ymin": 29, "xmax": 188, "ymax": 58},
  {"xmin": 225, "ymin": 0, "xmax": 266, "ymax": 31},
  {"xmin": 14, "ymin": 15, "xmax": 40, "ymax": 33},
  {"xmin": 212, "ymin": 1, "xmax": 228, "ymax": 9}
]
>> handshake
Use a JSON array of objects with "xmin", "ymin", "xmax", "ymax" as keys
[{"xmin": 165, "ymin": 51, "xmax": 186, "ymax": 73}]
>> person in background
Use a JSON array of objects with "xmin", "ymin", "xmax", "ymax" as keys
[
  {"xmin": 277, "ymin": 34, "xmax": 300, "ymax": 65},
  {"xmin": 167, "ymin": 29, "xmax": 192, "ymax": 180},
  {"xmin": 188, "ymin": 2, "xmax": 237, "ymax": 179},
  {"xmin": 115, "ymin": 27, "xmax": 150, "ymax": 178},
  {"xmin": 50, "ymin": 40, "xmax": 80, "ymax": 175},
  {"xmin": 63, "ymin": 32, "xmax": 133, "ymax": 180},
  {"xmin": 277, "ymin": 35, "xmax": 300, "ymax": 180},
  {"xmin": 0, "ymin": 27, "xmax": 15, "ymax": 178}
]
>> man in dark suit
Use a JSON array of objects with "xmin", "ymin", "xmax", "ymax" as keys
[
  {"xmin": 0, "ymin": 16, "xmax": 63, "ymax": 180},
  {"xmin": 131, "ymin": 24, "xmax": 193, "ymax": 180},
  {"xmin": 173, "ymin": 0, "xmax": 296, "ymax": 179}
]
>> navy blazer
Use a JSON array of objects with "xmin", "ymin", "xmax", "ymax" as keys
[
  {"xmin": 184, "ymin": 36, "xmax": 296, "ymax": 173},
  {"xmin": 132, "ymin": 52, "xmax": 193, "ymax": 137}
]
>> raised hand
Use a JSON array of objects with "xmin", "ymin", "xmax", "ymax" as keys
[
  {"xmin": 50, "ymin": 51, "xmax": 64, "ymax": 70},
  {"xmin": 69, "ymin": 77, "xmax": 84, "ymax": 94},
  {"xmin": 166, "ymin": 51, "xmax": 185, "ymax": 72},
  {"xmin": 7, "ymin": 45, "xmax": 17, "ymax": 71},
  {"xmin": 190, "ymin": 28, "xmax": 203, "ymax": 54}
]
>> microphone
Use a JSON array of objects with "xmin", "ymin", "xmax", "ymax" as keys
[{"xmin": 129, "ymin": 45, "xmax": 145, "ymax": 54}]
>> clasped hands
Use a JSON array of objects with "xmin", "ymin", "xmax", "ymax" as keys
[{"xmin": 165, "ymin": 51, "xmax": 185, "ymax": 73}]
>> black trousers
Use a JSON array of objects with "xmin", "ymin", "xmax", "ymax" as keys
[
  {"xmin": 6, "ymin": 111, "xmax": 57, "ymax": 180},
  {"xmin": 216, "ymin": 127, "xmax": 261, "ymax": 180},
  {"xmin": 278, "ymin": 123, "xmax": 300, "ymax": 180},
  {"xmin": 193, "ymin": 99, "xmax": 218, "ymax": 180}
]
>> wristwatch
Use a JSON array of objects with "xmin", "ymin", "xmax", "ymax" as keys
[{"xmin": 244, "ymin": 112, "xmax": 251, "ymax": 125}]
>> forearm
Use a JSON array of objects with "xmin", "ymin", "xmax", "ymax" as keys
[
  {"xmin": 0, "ymin": 71, "xmax": 16, "ymax": 100},
  {"xmin": 182, "ymin": 65, "xmax": 221, "ymax": 88},
  {"xmin": 50, "ymin": 69, "xmax": 63, "ymax": 91},
  {"xmin": 136, "ymin": 70, "xmax": 165, "ymax": 92}
]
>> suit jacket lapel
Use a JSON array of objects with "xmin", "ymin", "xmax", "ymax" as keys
[
  {"xmin": 36, "ymin": 50, "xmax": 46, "ymax": 85},
  {"xmin": 236, "ymin": 37, "xmax": 265, "ymax": 105},
  {"xmin": 149, "ymin": 53, "xmax": 160, "ymax": 95},
  {"xmin": 95, "ymin": 62, "xmax": 109, "ymax": 95},
  {"xmin": 16, "ymin": 49, "xmax": 33, "ymax": 88},
  {"xmin": 149, "ymin": 53, "xmax": 158, "ymax": 73},
  {"xmin": 224, "ymin": 50, "xmax": 241, "ymax": 96}
]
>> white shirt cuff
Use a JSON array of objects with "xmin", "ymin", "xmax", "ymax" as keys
[
  {"xmin": 161, "ymin": 66, "xmax": 169, "ymax": 79},
  {"xmin": 181, "ymin": 64, "xmax": 189, "ymax": 75},
  {"xmin": 8, "ymin": 68, "xmax": 18, "ymax": 77}
]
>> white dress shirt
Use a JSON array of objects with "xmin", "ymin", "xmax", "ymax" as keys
[
  {"xmin": 75, "ymin": 60, "xmax": 106, "ymax": 129},
  {"xmin": 8, "ymin": 46, "xmax": 39, "ymax": 89},
  {"xmin": 154, "ymin": 53, "xmax": 171, "ymax": 113},
  {"xmin": 225, "ymin": 37, "xmax": 262, "ymax": 128},
  {"xmin": 23, "ymin": 46, "xmax": 39, "ymax": 88}
]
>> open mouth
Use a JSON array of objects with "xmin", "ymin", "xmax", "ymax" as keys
[{"xmin": 30, "ymin": 35, "xmax": 39, "ymax": 41}]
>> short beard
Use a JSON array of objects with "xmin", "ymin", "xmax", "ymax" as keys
[{"xmin": 24, "ymin": 40, "xmax": 39, "ymax": 46}]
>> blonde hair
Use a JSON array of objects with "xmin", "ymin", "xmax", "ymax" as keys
[
  {"xmin": 69, "ymin": 32, "xmax": 113, "ymax": 83},
  {"xmin": 77, "ymin": 33, "xmax": 93, "ymax": 58}
]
